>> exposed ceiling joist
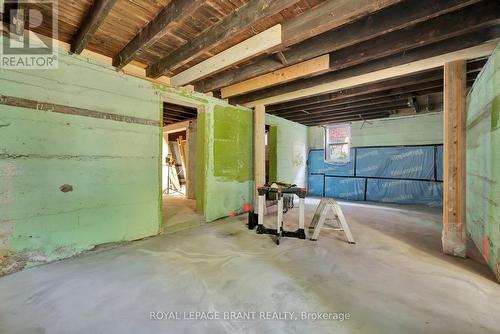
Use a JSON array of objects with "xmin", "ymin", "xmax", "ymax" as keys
[
  {"xmin": 145, "ymin": 0, "xmax": 302, "ymax": 79},
  {"xmin": 169, "ymin": 25, "xmax": 282, "ymax": 87},
  {"xmin": 278, "ymin": 77, "xmax": 476, "ymax": 126},
  {"xmin": 195, "ymin": 0, "xmax": 480, "ymax": 94},
  {"xmin": 268, "ymin": 60, "xmax": 484, "ymax": 114},
  {"xmin": 148, "ymin": 0, "xmax": 401, "ymax": 79},
  {"xmin": 301, "ymin": 111, "xmax": 394, "ymax": 125},
  {"xmin": 280, "ymin": 0, "xmax": 402, "ymax": 49},
  {"xmin": 221, "ymin": 55, "xmax": 330, "ymax": 98},
  {"xmin": 71, "ymin": 0, "xmax": 118, "ymax": 54},
  {"xmin": 232, "ymin": 31, "xmax": 499, "ymax": 107},
  {"xmin": 112, "ymin": 0, "xmax": 203, "ymax": 69},
  {"xmin": 288, "ymin": 101, "xmax": 411, "ymax": 122}
]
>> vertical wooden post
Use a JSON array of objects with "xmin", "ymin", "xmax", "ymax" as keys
[
  {"xmin": 443, "ymin": 60, "xmax": 467, "ymax": 258},
  {"xmin": 254, "ymin": 105, "xmax": 266, "ymax": 210}
]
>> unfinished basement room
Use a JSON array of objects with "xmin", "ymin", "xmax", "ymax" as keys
[{"xmin": 1, "ymin": 0, "xmax": 500, "ymax": 333}]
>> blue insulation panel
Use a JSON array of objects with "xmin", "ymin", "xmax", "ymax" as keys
[
  {"xmin": 436, "ymin": 145, "xmax": 443, "ymax": 181},
  {"xmin": 356, "ymin": 146, "xmax": 435, "ymax": 180},
  {"xmin": 308, "ymin": 174, "xmax": 324, "ymax": 197},
  {"xmin": 325, "ymin": 177, "xmax": 366, "ymax": 201},
  {"xmin": 308, "ymin": 149, "xmax": 355, "ymax": 176},
  {"xmin": 366, "ymin": 179, "xmax": 443, "ymax": 206}
]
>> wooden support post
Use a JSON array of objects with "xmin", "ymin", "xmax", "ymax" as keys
[
  {"xmin": 443, "ymin": 59, "xmax": 467, "ymax": 258},
  {"xmin": 254, "ymin": 105, "xmax": 266, "ymax": 209}
]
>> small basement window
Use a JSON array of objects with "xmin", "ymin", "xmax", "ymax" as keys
[{"xmin": 324, "ymin": 124, "xmax": 351, "ymax": 163}]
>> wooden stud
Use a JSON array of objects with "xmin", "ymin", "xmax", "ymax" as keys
[{"xmin": 442, "ymin": 60, "xmax": 467, "ymax": 258}]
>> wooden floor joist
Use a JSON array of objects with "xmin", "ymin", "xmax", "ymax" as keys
[
  {"xmin": 267, "ymin": 58, "xmax": 486, "ymax": 113},
  {"xmin": 145, "ymin": 0, "xmax": 302, "ymax": 78},
  {"xmin": 112, "ymin": 0, "xmax": 203, "ymax": 69},
  {"xmin": 235, "ymin": 38, "xmax": 498, "ymax": 108},
  {"xmin": 71, "ymin": 0, "xmax": 118, "ymax": 54},
  {"xmin": 194, "ymin": 0, "xmax": 480, "ymax": 93},
  {"xmin": 221, "ymin": 55, "xmax": 330, "ymax": 98},
  {"xmin": 169, "ymin": 25, "xmax": 282, "ymax": 87}
]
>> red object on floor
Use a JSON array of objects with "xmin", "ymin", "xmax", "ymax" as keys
[{"xmin": 242, "ymin": 203, "xmax": 252, "ymax": 212}]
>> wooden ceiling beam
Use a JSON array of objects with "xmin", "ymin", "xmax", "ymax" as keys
[
  {"xmin": 145, "ymin": 0, "xmax": 302, "ymax": 79},
  {"xmin": 268, "ymin": 68, "xmax": 481, "ymax": 114},
  {"xmin": 269, "ymin": 71, "xmax": 443, "ymax": 112},
  {"xmin": 301, "ymin": 114, "xmax": 392, "ymax": 126},
  {"xmin": 112, "ymin": 0, "xmax": 203, "ymax": 69},
  {"xmin": 232, "ymin": 28, "xmax": 499, "ymax": 107},
  {"xmin": 287, "ymin": 101, "xmax": 411, "ymax": 122},
  {"xmin": 327, "ymin": 1, "xmax": 500, "ymax": 72},
  {"xmin": 169, "ymin": 25, "xmax": 282, "ymax": 86},
  {"xmin": 300, "ymin": 111, "xmax": 394, "ymax": 126},
  {"xmin": 71, "ymin": 0, "xmax": 118, "ymax": 54},
  {"xmin": 221, "ymin": 55, "xmax": 330, "ymax": 98},
  {"xmin": 148, "ymin": 0, "xmax": 401, "ymax": 79},
  {"xmin": 273, "ymin": 97, "xmax": 424, "ymax": 117},
  {"xmin": 195, "ymin": 0, "xmax": 479, "ymax": 94},
  {"xmin": 267, "ymin": 58, "xmax": 485, "ymax": 112},
  {"xmin": 232, "ymin": 4, "xmax": 500, "ymax": 105}
]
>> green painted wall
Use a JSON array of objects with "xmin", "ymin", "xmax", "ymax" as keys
[
  {"xmin": 0, "ymin": 37, "xmax": 162, "ymax": 274},
  {"xmin": 125, "ymin": 85, "xmax": 253, "ymax": 222},
  {"xmin": 205, "ymin": 105, "xmax": 253, "ymax": 220},
  {"xmin": 213, "ymin": 106, "xmax": 252, "ymax": 182},
  {"xmin": 0, "ymin": 36, "xmax": 254, "ymax": 273},
  {"xmin": 466, "ymin": 44, "xmax": 500, "ymax": 282},
  {"xmin": 265, "ymin": 114, "xmax": 308, "ymax": 187},
  {"xmin": 308, "ymin": 112, "xmax": 444, "ymax": 149}
]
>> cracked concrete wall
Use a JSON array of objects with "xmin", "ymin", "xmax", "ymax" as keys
[
  {"xmin": 466, "ymin": 44, "xmax": 500, "ymax": 282},
  {"xmin": 0, "ymin": 36, "xmax": 163, "ymax": 275}
]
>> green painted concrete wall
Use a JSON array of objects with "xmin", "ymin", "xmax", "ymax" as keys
[
  {"xmin": 265, "ymin": 114, "xmax": 308, "ymax": 187},
  {"xmin": 466, "ymin": 44, "xmax": 500, "ymax": 282},
  {"xmin": 0, "ymin": 37, "xmax": 162, "ymax": 274},
  {"xmin": 308, "ymin": 112, "xmax": 444, "ymax": 149},
  {"xmin": 0, "ymin": 36, "xmax": 253, "ymax": 273},
  {"xmin": 153, "ymin": 88, "xmax": 253, "ymax": 222}
]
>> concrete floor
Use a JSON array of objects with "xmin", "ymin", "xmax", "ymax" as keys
[{"xmin": 1, "ymin": 198, "xmax": 499, "ymax": 334}]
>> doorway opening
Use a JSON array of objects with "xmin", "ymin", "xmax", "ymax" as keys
[{"xmin": 162, "ymin": 101, "xmax": 204, "ymax": 232}]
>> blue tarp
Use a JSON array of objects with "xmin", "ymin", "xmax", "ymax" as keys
[
  {"xmin": 356, "ymin": 146, "xmax": 435, "ymax": 180},
  {"xmin": 308, "ymin": 149, "xmax": 355, "ymax": 176},
  {"xmin": 325, "ymin": 177, "xmax": 366, "ymax": 201},
  {"xmin": 436, "ymin": 145, "xmax": 443, "ymax": 181},
  {"xmin": 366, "ymin": 179, "xmax": 443, "ymax": 206},
  {"xmin": 308, "ymin": 174, "xmax": 324, "ymax": 197}
]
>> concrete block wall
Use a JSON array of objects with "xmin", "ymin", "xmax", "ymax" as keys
[
  {"xmin": 466, "ymin": 44, "xmax": 500, "ymax": 281},
  {"xmin": 0, "ymin": 37, "xmax": 162, "ymax": 275},
  {"xmin": 0, "ymin": 36, "xmax": 253, "ymax": 274}
]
